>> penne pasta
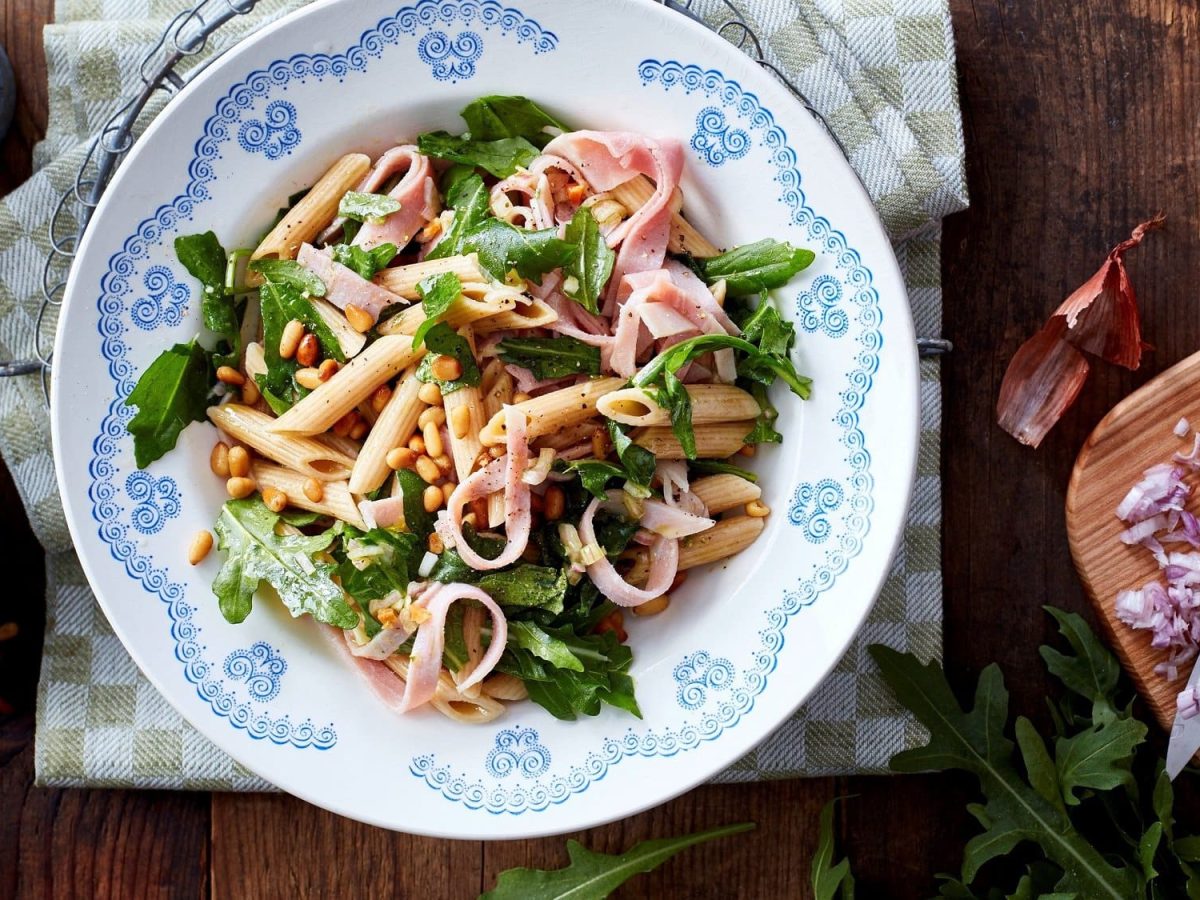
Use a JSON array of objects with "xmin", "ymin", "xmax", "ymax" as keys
[
  {"xmin": 251, "ymin": 461, "xmax": 367, "ymax": 529},
  {"xmin": 531, "ymin": 419, "xmax": 601, "ymax": 451},
  {"xmin": 383, "ymin": 656, "xmax": 506, "ymax": 724},
  {"xmin": 250, "ymin": 153, "xmax": 371, "ymax": 270},
  {"xmin": 471, "ymin": 296, "xmax": 558, "ymax": 334},
  {"xmin": 348, "ymin": 370, "xmax": 422, "ymax": 494},
  {"xmin": 689, "ymin": 474, "xmax": 762, "ymax": 514},
  {"xmin": 608, "ymin": 174, "xmax": 720, "ymax": 257},
  {"xmin": 482, "ymin": 672, "xmax": 529, "ymax": 701},
  {"xmin": 314, "ymin": 432, "xmax": 361, "ymax": 459},
  {"xmin": 372, "ymin": 254, "xmax": 487, "ymax": 299},
  {"xmin": 377, "ymin": 289, "xmax": 515, "ymax": 337},
  {"xmin": 312, "ymin": 297, "xmax": 368, "ymax": 359},
  {"xmin": 443, "ymin": 384, "xmax": 487, "ymax": 483},
  {"xmin": 598, "ymin": 384, "xmax": 760, "ymax": 427},
  {"xmin": 268, "ymin": 335, "xmax": 423, "ymax": 435},
  {"xmin": 480, "ymin": 377, "xmax": 624, "ymax": 446},
  {"xmin": 632, "ymin": 422, "xmax": 753, "ymax": 459},
  {"xmin": 208, "ymin": 403, "xmax": 356, "ymax": 481},
  {"xmin": 626, "ymin": 515, "xmax": 766, "ymax": 585},
  {"xmin": 479, "ymin": 360, "xmax": 513, "ymax": 528}
]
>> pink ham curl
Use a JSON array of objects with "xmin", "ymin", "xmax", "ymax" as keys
[
  {"xmin": 297, "ymin": 242, "xmax": 401, "ymax": 325},
  {"xmin": 351, "ymin": 145, "xmax": 440, "ymax": 251},
  {"xmin": 435, "ymin": 404, "xmax": 531, "ymax": 570},
  {"xmin": 541, "ymin": 131, "xmax": 685, "ymax": 310},
  {"xmin": 577, "ymin": 490, "xmax": 684, "ymax": 607}
]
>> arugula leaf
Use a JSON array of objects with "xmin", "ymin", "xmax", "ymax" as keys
[
  {"xmin": 507, "ymin": 620, "xmax": 584, "ymax": 672},
  {"xmin": 337, "ymin": 191, "xmax": 401, "ymax": 223},
  {"xmin": 459, "ymin": 219, "xmax": 576, "ymax": 284},
  {"xmin": 499, "ymin": 626, "xmax": 640, "ymax": 720},
  {"xmin": 632, "ymin": 333, "xmax": 812, "ymax": 401},
  {"xmin": 1038, "ymin": 606, "xmax": 1122, "ymax": 726},
  {"xmin": 125, "ymin": 340, "xmax": 213, "ymax": 468},
  {"xmin": 460, "ymin": 95, "xmax": 566, "ymax": 147},
  {"xmin": 392, "ymin": 468, "xmax": 435, "ymax": 540},
  {"xmin": 606, "ymin": 420, "xmax": 656, "ymax": 489},
  {"xmin": 688, "ymin": 459, "xmax": 759, "ymax": 483},
  {"xmin": 261, "ymin": 281, "xmax": 345, "ymax": 363},
  {"xmin": 744, "ymin": 381, "xmax": 783, "ymax": 445},
  {"xmin": 558, "ymin": 460, "xmax": 625, "ymax": 500},
  {"xmin": 412, "ymin": 272, "xmax": 463, "ymax": 349},
  {"xmin": 248, "ymin": 258, "xmax": 327, "ymax": 296},
  {"xmin": 868, "ymin": 646, "xmax": 1140, "ymax": 897},
  {"xmin": 561, "ymin": 206, "xmax": 614, "ymax": 313},
  {"xmin": 426, "ymin": 174, "xmax": 490, "ymax": 261},
  {"xmin": 256, "ymin": 284, "xmax": 305, "ymax": 413},
  {"xmin": 654, "ymin": 370, "xmax": 696, "ymax": 459},
  {"xmin": 497, "ymin": 336, "xmax": 601, "ymax": 380},
  {"xmin": 692, "ymin": 238, "xmax": 816, "ymax": 296},
  {"xmin": 415, "ymin": 323, "xmax": 481, "ymax": 394},
  {"xmin": 480, "ymin": 823, "xmax": 754, "ymax": 900},
  {"xmin": 417, "ymin": 131, "xmax": 539, "ymax": 178},
  {"xmin": 330, "ymin": 242, "xmax": 399, "ymax": 281},
  {"xmin": 741, "ymin": 295, "xmax": 796, "ymax": 357},
  {"xmin": 335, "ymin": 528, "xmax": 423, "ymax": 606},
  {"xmin": 212, "ymin": 498, "xmax": 355, "ymax": 628},
  {"xmin": 1054, "ymin": 717, "xmax": 1146, "ymax": 805},
  {"xmin": 593, "ymin": 511, "xmax": 641, "ymax": 558},
  {"xmin": 478, "ymin": 566, "xmax": 567, "ymax": 613},
  {"xmin": 175, "ymin": 233, "xmax": 237, "ymax": 359},
  {"xmin": 811, "ymin": 798, "xmax": 856, "ymax": 900}
]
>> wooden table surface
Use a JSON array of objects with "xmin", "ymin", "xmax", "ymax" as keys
[{"xmin": 3, "ymin": 1, "xmax": 1200, "ymax": 896}]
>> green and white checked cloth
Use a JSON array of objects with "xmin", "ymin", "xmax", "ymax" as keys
[{"xmin": 0, "ymin": 0, "xmax": 966, "ymax": 789}]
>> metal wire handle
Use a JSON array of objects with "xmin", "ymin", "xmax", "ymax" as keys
[{"xmin": 1, "ymin": 0, "xmax": 950, "ymax": 402}]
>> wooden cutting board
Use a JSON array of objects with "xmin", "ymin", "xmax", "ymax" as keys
[{"xmin": 1066, "ymin": 350, "xmax": 1200, "ymax": 732}]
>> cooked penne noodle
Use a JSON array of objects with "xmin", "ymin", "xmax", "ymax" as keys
[
  {"xmin": 208, "ymin": 404, "xmax": 356, "ymax": 481},
  {"xmin": 348, "ymin": 370, "xmax": 422, "ymax": 494},
  {"xmin": 383, "ymin": 656, "xmax": 505, "ymax": 724},
  {"xmin": 689, "ymin": 474, "xmax": 762, "ymax": 514},
  {"xmin": 268, "ymin": 335, "xmax": 423, "ymax": 435},
  {"xmin": 608, "ymin": 174, "xmax": 720, "ymax": 257},
  {"xmin": 312, "ymin": 297, "xmax": 368, "ymax": 359},
  {"xmin": 443, "ymin": 384, "xmax": 486, "ymax": 483},
  {"xmin": 471, "ymin": 296, "xmax": 558, "ymax": 334},
  {"xmin": 482, "ymin": 672, "xmax": 529, "ymax": 701},
  {"xmin": 479, "ymin": 361, "xmax": 513, "ymax": 528},
  {"xmin": 632, "ymin": 422, "xmax": 753, "ymax": 459},
  {"xmin": 480, "ymin": 377, "xmax": 624, "ymax": 446},
  {"xmin": 450, "ymin": 604, "xmax": 486, "ymax": 699},
  {"xmin": 250, "ymin": 153, "xmax": 371, "ymax": 269},
  {"xmin": 251, "ymin": 461, "xmax": 367, "ymax": 529},
  {"xmin": 372, "ymin": 254, "xmax": 486, "ymax": 298},
  {"xmin": 314, "ymin": 432, "xmax": 361, "ymax": 459},
  {"xmin": 626, "ymin": 515, "xmax": 765, "ymax": 585},
  {"xmin": 598, "ymin": 384, "xmax": 760, "ymax": 427},
  {"xmin": 377, "ymin": 289, "xmax": 515, "ymax": 337},
  {"xmin": 532, "ymin": 419, "xmax": 601, "ymax": 451}
]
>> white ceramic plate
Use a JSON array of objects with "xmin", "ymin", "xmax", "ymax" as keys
[{"xmin": 52, "ymin": 0, "xmax": 917, "ymax": 837}]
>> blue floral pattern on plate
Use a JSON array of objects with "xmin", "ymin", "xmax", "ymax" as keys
[
  {"xmin": 690, "ymin": 106, "xmax": 749, "ymax": 166},
  {"xmin": 224, "ymin": 642, "xmax": 288, "ymax": 703},
  {"xmin": 673, "ymin": 651, "xmax": 736, "ymax": 710},
  {"xmin": 485, "ymin": 727, "xmax": 551, "ymax": 778},
  {"xmin": 238, "ymin": 99, "xmax": 302, "ymax": 160},
  {"xmin": 797, "ymin": 274, "xmax": 848, "ymax": 338},
  {"xmin": 124, "ymin": 471, "xmax": 180, "ymax": 535},
  {"xmin": 418, "ymin": 31, "xmax": 483, "ymax": 81},
  {"xmin": 129, "ymin": 265, "xmax": 188, "ymax": 331},
  {"xmin": 789, "ymin": 479, "xmax": 845, "ymax": 543}
]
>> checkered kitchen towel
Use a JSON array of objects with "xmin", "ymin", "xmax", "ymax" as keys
[{"xmin": 0, "ymin": 0, "xmax": 966, "ymax": 789}]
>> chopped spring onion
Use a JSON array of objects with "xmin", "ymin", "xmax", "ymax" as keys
[
  {"xmin": 522, "ymin": 448, "xmax": 557, "ymax": 485},
  {"xmin": 418, "ymin": 551, "xmax": 438, "ymax": 578}
]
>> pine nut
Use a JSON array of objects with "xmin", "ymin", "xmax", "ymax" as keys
[
  {"xmin": 387, "ymin": 447, "xmax": 417, "ymax": 470},
  {"xmin": 303, "ymin": 478, "xmax": 324, "ymax": 503},
  {"xmin": 430, "ymin": 355, "xmax": 463, "ymax": 382},
  {"xmin": 512, "ymin": 391, "xmax": 531, "ymax": 404},
  {"xmin": 318, "ymin": 358, "xmax": 340, "ymax": 381},
  {"xmin": 345, "ymin": 304, "xmax": 374, "ymax": 333},
  {"xmin": 442, "ymin": 482, "xmax": 456, "ymax": 504},
  {"xmin": 632, "ymin": 594, "xmax": 670, "ymax": 616},
  {"xmin": 262, "ymin": 486, "xmax": 288, "ymax": 513},
  {"xmin": 296, "ymin": 333, "xmax": 320, "ymax": 367},
  {"xmin": 428, "ymin": 532, "xmax": 445, "ymax": 554},
  {"xmin": 450, "ymin": 405, "xmax": 471, "ymax": 439},
  {"xmin": 210, "ymin": 441, "xmax": 231, "ymax": 478},
  {"xmin": 423, "ymin": 485, "xmax": 444, "ymax": 513},
  {"xmin": 745, "ymin": 500, "xmax": 770, "ymax": 517},
  {"xmin": 418, "ymin": 406, "xmax": 447, "ymax": 430},
  {"xmin": 295, "ymin": 367, "xmax": 322, "ymax": 390},
  {"xmin": 415, "ymin": 455, "xmax": 441, "ymax": 483},
  {"xmin": 188, "ymin": 530, "xmax": 214, "ymax": 565},
  {"xmin": 216, "ymin": 366, "xmax": 245, "ymax": 386},
  {"xmin": 333, "ymin": 411, "xmax": 359, "ymax": 437},
  {"xmin": 371, "ymin": 384, "xmax": 393, "ymax": 413},
  {"xmin": 470, "ymin": 496, "xmax": 489, "ymax": 524},
  {"xmin": 544, "ymin": 485, "xmax": 565, "ymax": 521},
  {"xmin": 435, "ymin": 454, "xmax": 453, "ymax": 474},
  {"xmin": 418, "ymin": 218, "xmax": 443, "ymax": 242},
  {"xmin": 227, "ymin": 445, "xmax": 251, "ymax": 478},
  {"xmin": 418, "ymin": 382, "xmax": 444, "ymax": 405},
  {"xmin": 350, "ymin": 420, "xmax": 369, "ymax": 441},
  {"xmin": 423, "ymin": 422, "xmax": 444, "ymax": 458},
  {"xmin": 240, "ymin": 376, "xmax": 260, "ymax": 406},
  {"xmin": 738, "ymin": 444, "xmax": 756, "ymax": 457},
  {"xmin": 280, "ymin": 320, "xmax": 304, "ymax": 359},
  {"xmin": 488, "ymin": 446, "xmax": 505, "ymax": 459},
  {"xmin": 226, "ymin": 476, "xmax": 256, "ymax": 499},
  {"xmin": 408, "ymin": 434, "xmax": 426, "ymax": 455},
  {"xmin": 591, "ymin": 428, "xmax": 610, "ymax": 460}
]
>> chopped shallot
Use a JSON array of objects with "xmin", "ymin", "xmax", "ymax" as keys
[{"xmin": 1177, "ymin": 417, "xmax": 1192, "ymax": 438}]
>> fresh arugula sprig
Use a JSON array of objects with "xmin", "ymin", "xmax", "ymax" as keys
[
  {"xmin": 688, "ymin": 459, "xmax": 759, "ymax": 483},
  {"xmin": 415, "ymin": 322, "xmax": 481, "ymax": 394},
  {"xmin": 337, "ymin": 191, "xmax": 401, "ymax": 223},
  {"xmin": 457, "ymin": 218, "xmax": 576, "ymax": 284},
  {"xmin": 811, "ymin": 799, "xmax": 856, "ymax": 900},
  {"xmin": 689, "ymin": 238, "xmax": 816, "ymax": 296},
  {"xmin": 412, "ymin": 272, "xmax": 463, "ymax": 349},
  {"xmin": 175, "ymin": 232, "xmax": 237, "ymax": 363},
  {"xmin": 425, "ymin": 174, "xmax": 490, "ymax": 261},
  {"xmin": 460, "ymin": 95, "xmax": 566, "ymax": 148},
  {"xmin": 247, "ymin": 258, "xmax": 326, "ymax": 296},
  {"xmin": 561, "ymin": 206, "xmax": 614, "ymax": 314},
  {"xmin": 417, "ymin": 131, "xmax": 540, "ymax": 178},
  {"xmin": 497, "ymin": 336, "xmax": 602, "ymax": 380},
  {"xmin": 330, "ymin": 242, "xmax": 398, "ymax": 280},
  {"xmin": 124, "ymin": 340, "xmax": 213, "ymax": 468}
]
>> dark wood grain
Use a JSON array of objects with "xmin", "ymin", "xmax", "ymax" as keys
[{"xmin": 4, "ymin": 0, "xmax": 1200, "ymax": 897}]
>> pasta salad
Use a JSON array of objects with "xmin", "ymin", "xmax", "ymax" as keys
[{"xmin": 126, "ymin": 96, "xmax": 815, "ymax": 723}]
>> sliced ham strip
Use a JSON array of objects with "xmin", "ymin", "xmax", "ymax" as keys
[
  {"xmin": 356, "ymin": 494, "xmax": 406, "ymax": 531},
  {"xmin": 638, "ymin": 497, "xmax": 714, "ymax": 539},
  {"xmin": 297, "ymin": 243, "xmax": 401, "ymax": 325},
  {"xmin": 351, "ymin": 145, "xmax": 439, "ymax": 251},
  {"xmin": 577, "ymin": 490, "xmax": 680, "ymax": 607},
  {"xmin": 318, "ymin": 622, "xmax": 409, "ymax": 712}
]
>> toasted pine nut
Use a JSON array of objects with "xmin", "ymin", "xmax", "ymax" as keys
[
  {"xmin": 280, "ymin": 320, "xmax": 304, "ymax": 359},
  {"xmin": 488, "ymin": 445, "xmax": 505, "ymax": 459},
  {"xmin": 295, "ymin": 367, "xmax": 322, "ymax": 390},
  {"xmin": 530, "ymin": 491, "xmax": 544, "ymax": 514},
  {"xmin": 333, "ymin": 411, "xmax": 359, "ymax": 438},
  {"xmin": 371, "ymin": 384, "xmax": 393, "ymax": 413},
  {"xmin": 418, "ymin": 218, "xmax": 443, "ymax": 242},
  {"xmin": 566, "ymin": 183, "xmax": 588, "ymax": 204},
  {"xmin": 296, "ymin": 333, "xmax": 320, "ymax": 367},
  {"xmin": 387, "ymin": 447, "xmax": 417, "ymax": 470},
  {"xmin": 408, "ymin": 434, "xmax": 426, "ymax": 455},
  {"xmin": 227, "ymin": 445, "xmax": 251, "ymax": 478},
  {"xmin": 318, "ymin": 358, "xmax": 340, "ymax": 381},
  {"xmin": 423, "ymin": 422, "xmax": 445, "ymax": 458},
  {"xmin": 591, "ymin": 428, "xmax": 610, "ymax": 460},
  {"xmin": 423, "ymin": 485, "xmax": 444, "ymax": 513},
  {"xmin": 415, "ymin": 455, "xmax": 441, "ymax": 483},
  {"xmin": 262, "ymin": 486, "xmax": 288, "ymax": 513},
  {"xmin": 216, "ymin": 366, "xmax": 245, "ymax": 386},
  {"xmin": 226, "ymin": 476, "xmax": 256, "ymax": 499},
  {"xmin": 240, "ymin": 376, "xmax": 260, "ymax": 406},
  {"xmin": 210, "ymin": 441, "xmax": 231, "ymax": 478},
  {"xmin": 188, "ymin": 530, "xmax": 214, "ymax": 565},
  {"xmin": 442, "ymin": 482, "xmax": 456, "ymax": 504},
  {"xmin": 345, "ymin": 304, "xmax": 374, "ymax": 333},
  {"xmin": 418, "ymin": 406, "xmax": 447, "ymax": 430},
  {"xmin": 738, "ymin": 444, "xmax": 756, "ymax": 457},
  {"xmin": 349, "ymin": 420, "xmax": 369, "ymax": 441},
  {"xmin": 428, "ymin": 532, "xmax": 445, "ymax": 554},
  {"xmin": 435, "ymin": 454, "xmax": 453, "ymax": 474},
  {"xmin": 450, "ymin": 405, "xmax": 471, "ymax": 439},
  {"xmin": 470, "ymin": 496, "xmax": 489, "ymax": 524},
  {"xmin": 633, "ymin": 594, "xmax": 670, "ymax": 616},
  {"xmin": 431, "ymin": 355, "xmax": 463, "ymax": 382},
  {"xmin": 544, "ymin": 485, "xmax": 565, "ymax": 521},
  {"xmin": 745, "ymin": 500, "xmax": 770, "ymax": 517},
  {"xmin": 418, "ymin": 382, "xmax": 444, "ymax": 405},
  {"xmin": 512, "ymin": 391, "xmax": 531, "ymax": 404},
  {"xmin": 303, "ymin": 478, "xmax": 324, "ymax": 503}
]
